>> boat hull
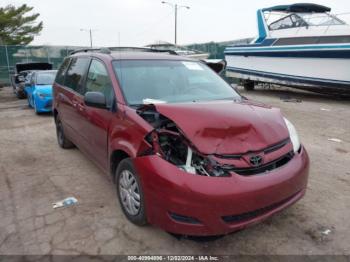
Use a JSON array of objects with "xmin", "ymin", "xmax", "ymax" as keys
[{"xmin": 225, "ymin": 54, "xmax": 350, "ymax": 93}]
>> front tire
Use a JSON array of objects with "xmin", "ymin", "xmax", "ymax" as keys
[
  {"xmin": 33, "ymin": 98, "xmax": 40, "ymax": 115},
  {"xmin": 116, "ymin": 158, "xmax": 147, "ymax": 226},
  {"xmin": 27, "ymin": 95, "xmax": 32, "ymax": 108},
  {"xmin": 55, "ymin": 116, "xmax": 74, "ymax": 149}
]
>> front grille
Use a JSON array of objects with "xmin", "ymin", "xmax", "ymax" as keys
[
  {"xmin": 230, "ymin": 151, "xmax": 294, "ymax": 176},
  {"xmin": 264, "ymin": 138, "xmax": 290, "ymax": 154},
  {"xmin": 222, "ymin": 190, "xmax": 301, "ymax": 224},
  {"xmin": 214, "ymin": 138, "xmax": 290, "ymax": 159}
]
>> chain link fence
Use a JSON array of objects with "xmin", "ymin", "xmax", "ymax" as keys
[{"xmin": 0, "ymin": 45, "xmax": 86, "ymax": 85}]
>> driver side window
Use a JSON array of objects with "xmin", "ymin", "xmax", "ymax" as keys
[{"xmin": 85, "ymin": 59, "xmax": 114, "ymax": 108}]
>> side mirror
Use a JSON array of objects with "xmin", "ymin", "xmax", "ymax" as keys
[
  {"xmin": 84, "ymin": 91, "xmax": 107, "ymax": 109},
  {"xmin": 203, "ymin": 59, "xmax": 227, "ymax": 74}
]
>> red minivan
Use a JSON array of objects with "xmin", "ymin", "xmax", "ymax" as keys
[{"xmin": 53, "ymin": 48, "xmax": 309, "ymax": 236}]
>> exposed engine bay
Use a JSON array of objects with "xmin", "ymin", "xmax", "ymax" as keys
[
  {"xmin": 138, "ymin": 105, "xmax": 231, "ymax": 177},
  {"xmin": 137, "ymin": 104, "xmax": 296, "ymax": 178}
]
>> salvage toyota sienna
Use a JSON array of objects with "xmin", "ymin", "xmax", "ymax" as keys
[{"xmin": 53, "ymin": 48, "xmax": 309, "ymax": 236}]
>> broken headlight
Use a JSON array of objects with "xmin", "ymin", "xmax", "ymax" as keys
[
  {"xmin": 147, "ymin": 130, "xmax": 230, "ymax": 177},
  {"xmin": 139, "ymin": 105, "xmax": 230, "ymax": 177}
]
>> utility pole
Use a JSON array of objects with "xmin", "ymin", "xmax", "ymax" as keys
[
  {"xmin": 80, "ymin": 28, "xmax": 95, "ymax": 48},
  {"xmin": 161, "ymin": 1, "xmax": 190, "ymax": 45}
]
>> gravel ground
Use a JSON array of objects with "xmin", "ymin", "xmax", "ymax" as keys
[{"xmin": 0, "ymin": 85, "xmax": 349, "ymax": 255}]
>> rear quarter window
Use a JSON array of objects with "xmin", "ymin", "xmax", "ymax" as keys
[
  {"xmin": 63, "ymin": 57, "xmax": 90, "ymax": 94},
  {"xmin": 55, "ymin": 58, "xmax": 71, "ymax": 85}
]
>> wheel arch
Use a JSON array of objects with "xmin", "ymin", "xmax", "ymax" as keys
[
  {"xmin": 53, "ymin": 108, "xmax": 58, "ymax": 122},
  {"xmin": 110, "ymin": 149, "xmax": 131, "ymax": 182}
]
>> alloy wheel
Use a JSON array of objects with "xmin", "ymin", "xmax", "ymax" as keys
[{"xmin": 119, "ymin": 170, "xmax": 141, "ymax": 216}]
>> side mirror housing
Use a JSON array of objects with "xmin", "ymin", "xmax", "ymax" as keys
[
  {"xmin": 203, "ymin": 59, "xmax": 227, "ymax": 74},
  {"xmin": 84, "ymin": 91, "xmax": 107, "ymax": 109}
]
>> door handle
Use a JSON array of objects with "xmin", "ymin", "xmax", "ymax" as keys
[{"xmin": 77, "ymin": 104, "xmax": 85, "ymax": 112}]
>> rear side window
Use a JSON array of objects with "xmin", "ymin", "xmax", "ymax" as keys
[
  {"xmin": 36, "ymin": 72, "xmax": 56, "ymax": 85},
  {"xmin": 30, "ymin": 73, "xmax": 36, "ymax": 85},
  {"xmin": 85, "ymin": 59, "xmax": 114, "ymax": 107},
  {"xmin": 64, "ymin": 57, "xmax": 90, "ymax": 94},
  {"xmin": 55, "ymin": 58, "xmax": 71, "ymax": 85}
]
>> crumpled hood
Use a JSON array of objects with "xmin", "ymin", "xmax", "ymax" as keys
[{"xmin": 154, "ymin": 101, "xmax": 289, "ymax": 155}]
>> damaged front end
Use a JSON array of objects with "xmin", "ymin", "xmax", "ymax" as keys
[{"xmin": 137, "ymin": 105, "xmax": 231, "ymax": 177}]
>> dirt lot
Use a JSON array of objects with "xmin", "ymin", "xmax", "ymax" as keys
[{"xmin": 0, "ymin": 85, "xmax": 349, "ymax": 255}]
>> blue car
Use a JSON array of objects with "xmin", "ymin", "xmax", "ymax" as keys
[{"xmin": 25, "ymin": 70, "xmax": 57, "ymax": 114}]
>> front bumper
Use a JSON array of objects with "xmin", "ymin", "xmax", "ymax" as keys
[
  {"xmin": 133, "ymin": 146, "xmax": 309, "ymax": 236},
  {"xmin": 34, "ymin": 96, "xmax": 53, "ymax": 112}
]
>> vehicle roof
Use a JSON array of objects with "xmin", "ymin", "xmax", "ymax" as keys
[
  {"xmin": 70, "ymin": 51, "xmax": 195, "ymax": 61},
  {"xmin": 262, "ymin": 3, "xmax": 331, "ymax": 13}
]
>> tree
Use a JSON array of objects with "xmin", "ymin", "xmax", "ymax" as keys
[{"xmin": 0, "ymin": 4, "xmax": 43, "ymax": 45}]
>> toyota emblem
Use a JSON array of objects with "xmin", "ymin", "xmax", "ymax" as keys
[{"xmin": 249, "ymin": 155, "xmax": 263, "ymax": 167}]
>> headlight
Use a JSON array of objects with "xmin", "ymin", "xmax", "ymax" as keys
[
  {"xmin": 284, "ymin": 118, "xmax": 301, "ymax": 153},
  {"xmin": 37, "ymin": 93, "xmax": 50, "ymax": 99}
]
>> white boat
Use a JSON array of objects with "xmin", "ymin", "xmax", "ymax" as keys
[
  {"xmin": 146, "ymin": 41, "xmax": 210, "ymax": 60},
  {"xmin": 225, "ymin": 3, "xmax": 350, "ymax": 94}
]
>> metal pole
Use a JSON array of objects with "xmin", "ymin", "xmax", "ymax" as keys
[
  {"xmin": 89, "ymin": 29, "xmax": 93, "ymax": 48},
  {"xmin": 4, "ymin": 45, "xmax": 11, "ymax": 84},
  {"xmin": 175, "ymin": 4, "xmax": 177, "ymax": 45},
  {"xmin": 47, "ymin": 46, "xmax": 51, "ymax": 63},
  {"xmin": 26, "ymin": 46, "xmax": 29, "ymax": 63},
  {"xmin": 162, "ymin": 2, "xmax": 189, "ymax": 46}
]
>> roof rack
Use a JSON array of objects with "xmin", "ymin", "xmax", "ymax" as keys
[{"xmin": 70, "ymin": 46, "xmax": 178, "ymax": 55}]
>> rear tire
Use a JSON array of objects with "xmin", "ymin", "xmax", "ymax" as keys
[
  {"xmin": 55, "ymin": 116, "xmax": 74, "ymax": 149},
  {"xmin": 243, "ymin": 80, "xmax": 255, "ymax": 91},
  {"xmin": 116, "ymin": 158, "xmax": 147, "ymax": 226},
  {"xmin": 15, "ymin": 90, "xmax": 26, "ymax": 99}
]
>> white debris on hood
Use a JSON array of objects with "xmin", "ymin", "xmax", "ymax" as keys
[{"xmin": 143, "ymin": 98, "xmax": 167, "ymax": 104}]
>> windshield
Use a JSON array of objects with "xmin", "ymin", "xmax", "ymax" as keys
[
  {"xmin": 299, "ymin": 13, "xmax": 345, "ymax": 26},
  {"xmin": 269, "ymin": 14, "xmax": 308, "ymax": 30},
  {"xmin": 36, "ymin": 71, "xmax": 57, "ymax": 85},
  {"xmin": 113, "ymin": 60, "xmax": 240, "ymax": 105},
  {"xmin": 268, "ymin": 12, "xmax": 346, "ymax": 30}
]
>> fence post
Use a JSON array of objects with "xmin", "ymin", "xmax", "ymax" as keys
[
  {"xmin": 46, "ymin": 46, "xmax": 51, "ymax": 63},
  {"xmin": 26, "ymin": 46, "xmax": 29, "ymax": 63},
  {"xmin": 5, "ymin": 45, "xmax": 11, "ymax": 85}
]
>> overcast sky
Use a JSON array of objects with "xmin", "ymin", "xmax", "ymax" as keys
[{"xmin": 2, "ymin": 0, "xmax": 350, "ymax": 47}]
